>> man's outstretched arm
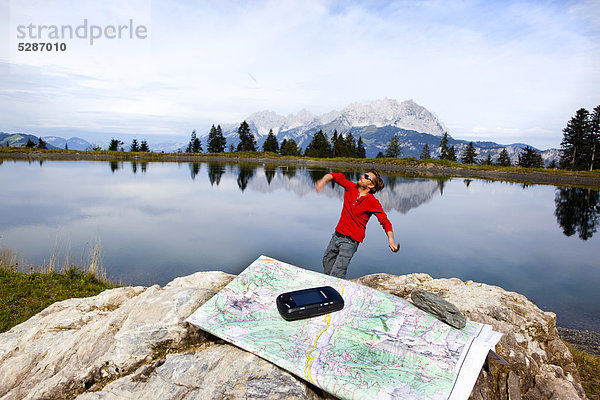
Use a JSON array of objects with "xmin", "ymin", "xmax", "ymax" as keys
[{"xmin": 315, "ymin": 173, "xmax": 333, "ymax": 192}]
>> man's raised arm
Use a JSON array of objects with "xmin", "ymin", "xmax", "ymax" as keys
[{"xmin": 315, "ymin": 173, "xmax": 333, "ymax": 192}]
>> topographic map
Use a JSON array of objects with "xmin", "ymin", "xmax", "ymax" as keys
[{"xmin": 187, "ymin": 256, "xmax": 501, "ymax": 400}]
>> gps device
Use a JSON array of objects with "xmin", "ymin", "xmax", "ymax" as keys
[{"xmin": 276, "ymin": 286, "xmax": 344, "ymax": 321}]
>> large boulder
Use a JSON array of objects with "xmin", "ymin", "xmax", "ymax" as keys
[{"xmin": 0, "ymin": 271, "xmax": 587, "ymax": 400}]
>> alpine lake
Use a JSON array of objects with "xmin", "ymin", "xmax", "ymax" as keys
[{"xmin": 1, "ymin": 158, "xmax": 599, "ymax": 332}]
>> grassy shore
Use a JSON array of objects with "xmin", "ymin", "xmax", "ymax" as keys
[
  {"xmin": 567, "ymin": 344, "xmax": 600, "ymax": 399},
  {"xmin": 0, "ymin": 245, "xmax": 118, "ymax": 333},
  {"xmin": 2, "ymin": 147, "xmax": 600, "ymax": 189}
]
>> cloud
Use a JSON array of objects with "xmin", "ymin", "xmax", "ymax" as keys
[{"xmin": 1, "ymin": 0, "xmax": 598, "ymax": 149}]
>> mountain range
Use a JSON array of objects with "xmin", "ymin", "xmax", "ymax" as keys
[
  {"xmin": 1, "ymin": 98, "xmax": 559, "ymax": 165},
  {"xmin": 0, "ymin": 133, "xmax": 93, "ymax": 151},
  {"xmin": 213, "ymin": 98, "xmax": 558, "ymax": 165}
]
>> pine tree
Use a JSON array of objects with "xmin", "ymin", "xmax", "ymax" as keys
[
  {"xmin": 560, "ymin": 108, "xmax": 590, "ymax": 170},
  {"xmin": 280, "ymin": 138, "xmax": 301, "ymax": 156},
  {"xmin": 496, "ymin": 148, "xmax": 511, "ymax": 166},
  {"xmin": 420, "ymin": 144, "xmax": 431, "ymax": 160},
  {"xmin": 356, "ymin": 137, "xmax": 366, "ymax": 158},
  {"xmin": 483, "ymin": 153, "xmax": 493, "ymax": 165},
  {"xmin": 130, "ymin": 138, "xmax": 139, "ymax": 152},
  {"xmin": 385, "ymin": 135, "xmax": 402, "ymax": 158},
  {"xmin": 108, "ymin": 139, "xmax": 123, "ymax": 151},
  {"xmin": 518, "ymin": 146, "xmax": 544, "ymax": 168},
  {"xmin": 193, "ymin": 135, "xmax": 202, "ymax": 153},
  {"xmin": 304, "ymin": 130, "xmax": 331, "ymax": 158},
  {"xmin": 589, "ymin": 105, "xmax": 600, "ymax": 171},
  {"xmin": 331, "ymin": 130, "xmax": 340, "ymax": 158},
  {"xmin": 461, "ymin": 142, "xmax": 477, "ymax": 164},
  {"xmin": 262, "ymin": 129, "xmax": 279, "ymax": 153},
  {"xmin": 236, "ymin": 121, "xmax": 256, "ymax": 152},
  {"xmin": 447, "ymin": 146, "xmax": 457, "ymax": 162},
  {"xmin": 207, "ymin": 125, "xmax": 227, "ymax": 153},
  {"xmin": 25, "ymin": 138, "xmax": 35, "ymax": 148},
  {"xmin": 185, "ymin": 130, "xmax": 202, "ymax": 153},
  {"xmin": 37, "ymin": 137, "xmax": 47, "ymax": 149},
  {"xmin": 439, "ymin": 132, "xmax": 450, "ymax": 160},
  {"xmin": 140, "ymin": 140, "xmax": 150, "ymax": 152},
  {"xmin": 344, "ymin": 132, "xmax": 357, "ymax": 158}
]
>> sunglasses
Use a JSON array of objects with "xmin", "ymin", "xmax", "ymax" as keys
[{"xmin": 360, "ymin": 173, "xmax": 372, "ymax": 181}]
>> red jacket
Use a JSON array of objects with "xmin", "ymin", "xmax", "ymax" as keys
[{"xmin": 331, "ymin": 172, "xmax": 393, "ymax": 243}]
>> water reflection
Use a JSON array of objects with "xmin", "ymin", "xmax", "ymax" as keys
[
  {"xmin": 1, "ymin": 159, "xmax": 599, "ymax": 331},
  {"xmin": 236, "ymin": 164, "xmax": 256, "ymax": 191},
  {"xmin": 555, "ymin": 187, "xmax": 600, "ymax": 240},
  {"xmin": 207, "ymin": 163, "xmax": 225, "ymax": 186},
  {"xmin": 109, "ymin": 161, "xmax": 148, "ymax": 174},
  {"xmin": 189, "ymin": 162, "xmax": 200, "ymax": 179}
]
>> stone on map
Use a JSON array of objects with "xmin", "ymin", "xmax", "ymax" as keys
[{"xmin": 410, "ymin": 288, "xmax": 467, "ymax": 329}]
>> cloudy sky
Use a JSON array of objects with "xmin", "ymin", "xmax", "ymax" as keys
[{"xmin": 1, "ymin": 0, "xmax": 599, "ymax": 149}]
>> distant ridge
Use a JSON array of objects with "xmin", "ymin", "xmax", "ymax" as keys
[{"xmin": 212, "ymin": 99, "xmax": 558, "ymax": 165}]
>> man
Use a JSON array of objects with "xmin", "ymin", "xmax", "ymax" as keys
[{"xmin": 315, "ymin": 169, "xmax": 398, "ymax": 278}]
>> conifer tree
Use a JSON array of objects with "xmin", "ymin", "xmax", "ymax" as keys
[
  {"xmin": 236, "ymin": 121, "xmax": 256, "ymax": 152},
  {"xmin": 186, "ymin": 130, "xmax": 202, "ymax": 153},
  {"xmin": 130, "ymin": 138, "xmax": 139, "ymax": 152},
  {"xmin": 356, "ymin": 137, "xmax": 366, "ymax": 158},
  {"xmin": 385, "ymin": 135, "xmax": 402, "ymax": 158},
  {"xmin": 140, "ymin": 140, "xmax": 150, "ymax": 152},
  {"xmin": 420, "ymin": 144, "xmax": 431, "ymax": 160},
  {"xmin": 304, "ymin": 130, "xmax": 331, "ymax": 158},
  {"xmin": 483, "ymin": 153, "xmax": 493, "ymax": 165},
  {"xmin": 461, "ymin": 142, "xmax": 477, "ymax": 164},
  {"xmin": 262, "ymin": 129, "xmax": 279, "ymax": 153},
  {"xmin": 25, "ymin": 138, "xmax": 35, "ymax": 148},
  {"xmin": 518, "ymin": 146, "xmax": 544, "ymax": 168},
  {"xmin": 344, "ymin": 132, "xmax": 357, "ymax": 157},
  {"xmin": 447, "ymin": 146, "xmax": 457, "ymax": 162},
  {"xmin": 331, "ymin": 130, "xmax": 340, "ymax": 157},
  {"xmin": 280, "ymin": 138, "xmax": 301, "ymax": 156},
  {"xmin": 560, "ymin": 108, "xmax": 590, "ymax": 170},
  {"xmin": 207, "ymin": 125, "xmax": 227, "ymax": 153},
  {"xmin": 439, "ymin": 132, "xmax": 450, "ymax": 160},
  {"xmin": 108, "ymin": 138, "xmax": 123, "ymax": 151},
  {"xmin": 497, "ymin": 148, "xmax": 511, "ymax": 166},
  {"xmin": 589, "ymin": 105, "xmax": 600, "ymax": 171},
  {"xmin": 37, "ymin": 137, "xmax": 47, "ymax": 149}
]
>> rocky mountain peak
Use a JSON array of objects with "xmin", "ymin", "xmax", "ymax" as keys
[{"xmin": 336, "ymin": 98, "xmax": 446, "ymax": 136}]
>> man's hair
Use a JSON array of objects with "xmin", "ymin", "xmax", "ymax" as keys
[{"xmin": 368, "ymin": 169, "xmax": 385, "ymax": 194}]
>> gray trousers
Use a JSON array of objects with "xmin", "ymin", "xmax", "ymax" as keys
[{"xmin": 322, "ymin": 232, "xmax": 359, "ymax": 279}]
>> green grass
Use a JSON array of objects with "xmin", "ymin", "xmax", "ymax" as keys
[
  {"xmin": 0, "ymin": 244, "xmax": 118, "ymax": 333},
  {"xmin": 566, "ymin": 343, "xmax": 600, "ymax": 400},
  {"xmin": 0, "ymin": 268, "xmax": 117, "ymax": 333}
]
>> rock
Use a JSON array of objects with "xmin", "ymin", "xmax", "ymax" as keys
[
  {"xmin": 0, "ymin": 271, "xmax": 587, "ymax": 400},
  {"xmin": 410, "ymin": 288, "xmax": 466, "ymax": 329}
]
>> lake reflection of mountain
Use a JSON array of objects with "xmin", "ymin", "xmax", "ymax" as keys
[{"xmin": 246, "ymin": 167, "xmax": 441, "ymax": 214}]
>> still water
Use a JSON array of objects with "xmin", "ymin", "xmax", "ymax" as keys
[{"xmin": 1, "ymin": 159, "xmax": 599, "ymax": 331}]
